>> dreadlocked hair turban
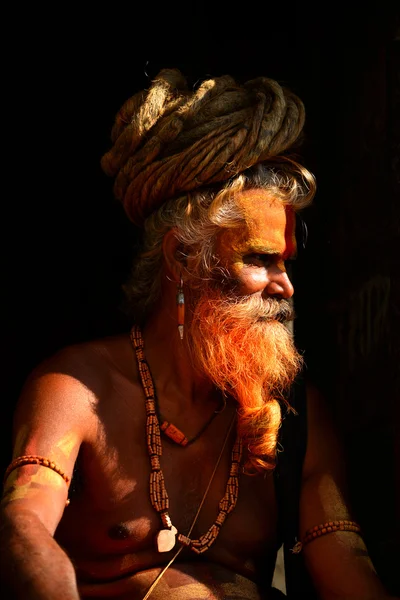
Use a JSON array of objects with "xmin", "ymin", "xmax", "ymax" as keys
[{"xmin": 100, "ymin": 68, "xmax": 306, "ymax": 226}]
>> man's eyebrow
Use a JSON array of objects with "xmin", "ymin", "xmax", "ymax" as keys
[
  {"xmin": 239, "ymin": 244, "xmax": 280, "ymax": 254},
  {"xmin": 238, "ymin": 243, "xmax": 298, "ymax": 260}
]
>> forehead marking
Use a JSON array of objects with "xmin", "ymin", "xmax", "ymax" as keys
[{"xmin": 235, "ymin": 191, "xmax": 296, "ymax": 257}]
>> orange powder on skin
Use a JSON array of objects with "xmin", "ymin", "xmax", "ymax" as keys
[{"xmin": 217, "ymin": 190, "xmax": 297, "ymax": 280}]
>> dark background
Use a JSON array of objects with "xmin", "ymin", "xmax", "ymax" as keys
[{"xmin": 2, "ymin": 4, "xmax": 399, "ymax": 595}]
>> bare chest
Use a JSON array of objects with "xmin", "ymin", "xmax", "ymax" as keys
[{"xmin": 56, "ymin": 393, "xmax": 279, "ymax": 580}]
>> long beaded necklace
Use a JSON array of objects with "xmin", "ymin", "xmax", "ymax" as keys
[{"xmin": 131, "ymin": 324, "xmax": 243, "ymax": 555}]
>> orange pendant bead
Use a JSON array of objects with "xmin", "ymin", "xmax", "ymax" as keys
[{"xmin": 160, "ymin": 421, "xmax": 188, "ymax": 446}]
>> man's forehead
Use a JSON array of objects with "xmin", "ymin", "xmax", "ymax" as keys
[
  {"xmin": 235, "ymin": 189, "xmax": 283, "ymax": 219},
  {"xmin": 217, "ymin": 189, "xmax": 297, "ymax": 259},
  {"xmin": 235, "ymin": 188, "xmax": 283, "ymax": 219},
  {"xmin": 236, "ymin": 190, "xmax": 296, "ymax": 248}
]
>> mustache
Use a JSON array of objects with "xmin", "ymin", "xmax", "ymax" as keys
[{"xmin": 217, "ymin": 295, "xmax": 295, "ymax": 323}]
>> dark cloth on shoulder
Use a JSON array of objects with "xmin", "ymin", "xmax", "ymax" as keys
[{"xmin": 274, "ymin": 372, "xmax": 318, "ymax": 599}]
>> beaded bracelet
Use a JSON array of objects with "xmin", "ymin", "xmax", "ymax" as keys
[
  {"xmin": 3, "ymin": 455, "xmax": 71, "ymax": 506},
  {"xmin": 291, "ymin": 520, "xmax": 361, "ymax": 553}
]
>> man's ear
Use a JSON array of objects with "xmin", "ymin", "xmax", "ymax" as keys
[{"xmin": 162, "ymin": 229, "xmax": 185, "ymax": 282}]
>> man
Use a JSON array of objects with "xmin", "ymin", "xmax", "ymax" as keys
[{"xmin": 0, "ymin": 69, "xmax": 396, "ymax": 599}]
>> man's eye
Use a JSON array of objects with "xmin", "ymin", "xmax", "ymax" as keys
[{"xmin": 244, "ymin": 254, "xmax": 273, "ymax": 267}]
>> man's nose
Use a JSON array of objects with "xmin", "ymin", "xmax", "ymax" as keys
[{"xmin": 264, "ymin": 266, "xmax": 294, "ymax": 299}]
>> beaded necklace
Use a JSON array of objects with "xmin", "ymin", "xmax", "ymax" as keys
[{"xmin": 131, "ymin": 324, "xmax": 242, "ymax": 555}]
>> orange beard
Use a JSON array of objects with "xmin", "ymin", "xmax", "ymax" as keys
[{"xmin": 187, "ymin": 288, "xmax": 303, "ymax": 473}]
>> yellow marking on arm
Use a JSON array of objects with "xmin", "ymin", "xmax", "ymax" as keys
[
  {"xmin": 12, "ymin": 425, "xmax": 29, "ymax": 457},
  {"xmin": 56, "ymin": 431, "xmax": 80, "ymax": 459},
  {"xmin": 2, "ymin": 464, "xmax": 68, "ymax": 500},
  {"xmin": 2, "ymin": 480, "xmax": 42, "ymax": 502}
]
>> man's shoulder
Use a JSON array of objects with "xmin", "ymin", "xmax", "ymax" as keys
[
  {"xmin": 43, "ymin": 332, "xmax": 130, "ymax": 366},
  {"xmin": 23, "ymin": 332, "xmax": 134, "ymax": 404}
]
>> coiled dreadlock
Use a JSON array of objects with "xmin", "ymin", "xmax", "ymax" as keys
[{"xmin": 101, "ymin": 68, "xmax": 306, "ymax": 225}]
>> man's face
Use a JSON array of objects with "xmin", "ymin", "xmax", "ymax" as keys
[
  {"xmin": 215, "ymin": 189, "xmax": 297, "ymax": 300},
  {"xmin": 186, "ymin": 189, "xmax": 303, "ymax": 474},
  {"xmin": 187, "ymin": 188, "xmax": 302, "ymax": 415}
]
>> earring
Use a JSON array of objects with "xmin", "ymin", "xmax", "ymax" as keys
[{"xmin": 177, "ymin": 276, "xmax": 185, "ymax": 340}]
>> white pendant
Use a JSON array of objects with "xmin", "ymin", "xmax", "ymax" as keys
[{"xmin": 156, "ymin": 526, "xmax": 177, "ymax": 552}]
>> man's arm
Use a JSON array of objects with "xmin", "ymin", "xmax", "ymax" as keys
[
  {"xmin": 0, "ymin": 348, "xmax": 96, "ymax": 600},
  {"xmin": 0, "ymin": 507, "xmax": 79, "ymax": 600},
  {"xmin": 300, "ymin": 382, "xmax": 397, "ymax": 600}
]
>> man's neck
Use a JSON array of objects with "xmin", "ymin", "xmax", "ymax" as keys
[{"xmin": 140, "ymin": 308, "xmax": 218, "ymax": 412}]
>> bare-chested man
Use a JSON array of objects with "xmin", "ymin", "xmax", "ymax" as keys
[{"xmin": 0, "ymin": 69, "xmax": 396, "ymax": 600}]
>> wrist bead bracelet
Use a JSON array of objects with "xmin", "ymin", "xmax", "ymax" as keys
[
  {"xmin": 291, "ymin": 520, "xmax": 361, "ymax": 553},
  {"xmin": 3, "ymin": 455, "xmax": 71, "ymax": 506}
]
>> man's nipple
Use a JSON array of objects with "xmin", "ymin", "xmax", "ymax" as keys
[{"xmin": 108, "ymin": 523, "xmax": 131, "ymax": 540}]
